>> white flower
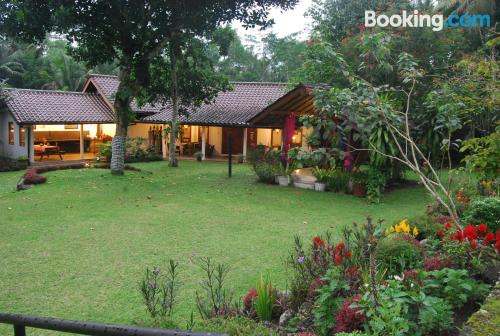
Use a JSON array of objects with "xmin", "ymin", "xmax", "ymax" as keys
[{"xmin": 394, "ymin": 275, "xmax": 403, "ymax": 281}]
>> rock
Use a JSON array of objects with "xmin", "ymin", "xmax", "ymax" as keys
[{"xmin": 279, "ymin": 309, "xmax": 294, "ymax": 327}]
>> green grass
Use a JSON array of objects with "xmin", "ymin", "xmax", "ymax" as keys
[{"xmin": 0, "ymin": 161, "xmax": 429, "ymax": 334}]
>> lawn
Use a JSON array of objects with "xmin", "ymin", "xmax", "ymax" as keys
[{"xmin": 0, "ymin": 161, "xmax": 429, "ymax": 334}]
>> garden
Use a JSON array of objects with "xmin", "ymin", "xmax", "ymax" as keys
[{"xmin": 0, "ymin": 0, "xmax": 498, "ymax": 335}]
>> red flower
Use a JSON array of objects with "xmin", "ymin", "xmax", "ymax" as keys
[
  {"xmin": 445, "ymin": 222, "xmax": 453, "ymax": 230},
  {"xmin": 478, "ymin": 223, "xmax": 487, "ymax": 234},
  {"xmin": 496, "ymin": 239, "xmax": 500, "ymax": 252},
  {"xmin": 335, "ymin": 254, "xmax": 343, "ymax": 264},
  {"xmin": 470, "ymin": 240, "xmax": 478, "ymax": 249},
  {"xmin": 334, "ymin": 242, "xmax": 345, "ymax": 253},
  {"xmin": 313, "ymin": 236, "xmax": 325, "ymax": 248},
  {"xmin": 463, "ymin": 224, "xmax": 478, "ymax": 241},
  {"xmin": 344, "ymin": 249, "xmax": 352, "ymax": 259},
  {"xmin": 242, "ymin": 288, "xmax": 257, "ymax": 309},
  {"xmin": 484, "ymin": 232, "xmax": 495, "ymax": 244},
  {"xmin": 452, "ymin": 230, "xmax": 464, "ymax": 242},
  {"xmin": 438, "ymin": 229, "xmax": 444, "ymax": 238}
]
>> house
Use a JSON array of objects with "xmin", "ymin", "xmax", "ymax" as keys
[{"xmin": 0, "ymin": 74, "xmax": 315, "ymax": 163}]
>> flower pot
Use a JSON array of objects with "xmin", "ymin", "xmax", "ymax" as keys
[
  {"xmin": 352, "ymin": 182, "xmax": 367, "ymax": 197},
  {"xmin": 277, "ymin": 175, "xmax": 290, "ymax": 186},
  {"xmin": 314, "ymin": 182, "xmax": 326, "ymax": 192}
]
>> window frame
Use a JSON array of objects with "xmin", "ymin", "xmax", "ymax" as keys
[{"xmin": 8, "ymin": 122, "xmax": 14, "ymax": 145}]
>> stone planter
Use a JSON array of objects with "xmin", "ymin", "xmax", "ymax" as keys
[
  {"xmin": 277, "ymin": 175, "xmax": 290, "ymax": 187},
  {"xmin": 352, "ymin": 182, "xmax": 367, "ymax": 197},
  {"xmin": 314, "ymin": 182, "xmax": 326, "ymax": 192}
]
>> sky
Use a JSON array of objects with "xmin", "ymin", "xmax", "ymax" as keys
[{"xmin": 232, "ymin": 0, "xmax": 314, "ymax": 51}]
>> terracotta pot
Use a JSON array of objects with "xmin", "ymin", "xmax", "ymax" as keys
[{"xmin": 352, "ymin": 182, "xmax": 367, "ymax": 197}]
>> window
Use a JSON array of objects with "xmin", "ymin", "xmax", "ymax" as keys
[
  {"xmin": 8, "ymin": 122, "xmax": 14, "ymax": 145},
  {"xmin": 271, "ymin": 129, "xmax": 282, "ymax": 147},
  {"xmin": 19, "ymin": 126, "xmax": 26, "ymax": 147},
  {"xmin": 181, "ymin": 125, "xmax": 192, "ymax": 143}
]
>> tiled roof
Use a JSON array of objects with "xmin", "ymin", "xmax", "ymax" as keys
[
  {"xmin": 142, "ymin": 82, "xmax": 289, "ymax": 126},
  {"xmin": 4, "ymin": 89, "xmax": 114, "ymax": 124},
  {"xmin": 87, "ymin": 74, "xmax": 164, "ymax": 114}
]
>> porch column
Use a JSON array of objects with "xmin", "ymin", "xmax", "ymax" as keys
[
  {"xmin": 161, "ymin": 124, "xmax": 167, "ymax": 159},
  {"xmin": 79, "ymin": 124, "xmax": 84, "ymax": 160},
  {"xmin": 28, "ymin": 126, "xmax": 34, "ymax": 164},
  {"xmin": 201, "ymin": 126, "xmax": 206, "ymax": 160},
  {"xmin": 242, "ymin": 128, "xmax": 247, "ymax": 161}
]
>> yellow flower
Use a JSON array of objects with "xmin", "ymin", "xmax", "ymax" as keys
[
  {"xmin": 389, "ymin": 226, "xmax": 395, "ymax": 232},
  {"xmin": 413, "ymin": 227, "xmax": 419, "ymax": 236}
]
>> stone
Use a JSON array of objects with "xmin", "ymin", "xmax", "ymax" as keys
[{"xmin": 279, "ymin": 309, "xmax": 294, "ymax": 327}]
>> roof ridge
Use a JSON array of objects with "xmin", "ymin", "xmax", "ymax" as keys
[
  {"xmin": 4, "ymin": 88, "xmax": 101, "ymax": 95},
  {"xmin": 230, "ymin": 81, "xmax": 288, "ymax": 85},
  {"xmin": 88, "ymin": 73, "xmax": 119, "ymax": 78}
]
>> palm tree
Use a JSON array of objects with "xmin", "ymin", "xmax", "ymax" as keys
[
  {"xmin": 436, "ymin": 0, "xmax": 497, "ymax": 17},
  {"xmin": 0, "ymin": 39, "xmax": 23, "ymax": 81}
]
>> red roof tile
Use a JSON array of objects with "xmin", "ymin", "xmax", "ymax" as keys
[{"xmin": 4, "ymin": 89, "xmax": 114, "ymax": 124}]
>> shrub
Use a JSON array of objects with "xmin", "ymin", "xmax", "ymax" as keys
[
  {"xmin": 423, "ymin": 268, "xmax": 490, "ymax": 309},
  {"xmin": 376, "ymin": 236, "xmax": 423, "ymax": 275},
  {"xmin": 418, "ymin": 296, "xmax": 453, "ymax": 335},
  {"xmin": 334, "ymin": 295, "xmax": 365, "ymax": 333},
  {"xmin": 254, "ymin": 162, "xmax": 278, "ymax": 184},
  {"xmin": 195, "ymin": 257, "xmax": 234, "ymax": 319},
  {"xmin": 327, "ymin": 169, "xmax": 350, "ymax": 193},
  {"xmin": 140, "ymin": 260, "xmax": 180, "ymax": 318},
  {"xmin": 405, "ymin": 214, "xmax": 440, "ymax": 239},
  {"xmin": 23, "ymin": 168, "xmax": 47, "ymax": 185},
  {"xmin": 366, "ymin": 166, "xmax": 386, "ymax": 203},
  {"xmin": 461, "ymin": 198, "xmax": 500, "ymax": 232},
  {"xmin": 313, "ymin": 268, "xmax": 349, "ymax": 336},
  {"xmin": 312, "ymin": 167, "xmax": 331, "ymax": 184},
  {"xmin": 423, "ymin": 255, "xmax": 451, "ymax": 271}
]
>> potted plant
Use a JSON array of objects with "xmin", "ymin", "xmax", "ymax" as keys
[
  {"xmin": 277, "ymin": 163, "xmax": 291, "ymax": 187},
  {"xmin": 312, "ymin": 167, "xmax": 329, "ymax": 192},
  {"xmin": 194, "ymin": 151, "xmax": 203, "ymax": 162},
  {"xmin": 351, "ymin": 171, "xmax": 368, "ymax": 197}
]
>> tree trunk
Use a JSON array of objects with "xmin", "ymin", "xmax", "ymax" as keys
[
  {"xmin": 110, "ymin": 69, "xmax": 134, "ymax": 175},
  {"xmin": 168, "ymin": 42, "xmax": 180, "ymax": 167}
]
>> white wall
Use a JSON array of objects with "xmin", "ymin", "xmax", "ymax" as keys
[{"xmin": 0, "ymin": 111, "xmax": 29, "ymax": 159}]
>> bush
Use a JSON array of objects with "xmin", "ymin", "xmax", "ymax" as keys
[
  {"xmin": 405, "ymin": 214, "xmax": 439, "ymax": 239},
  {"xmin": 254, "ymin": 162, "xmax": 278, "ymax": 184},
  {"xmin": 327, "ymin": 169, "xmax": 350, "ymax": 193},
  {"xmin": 366, "ymin": 166, "xmax": 386, "ymax": 203},
  {"xmin": 334, "ymin": 295, "xmax": 365, "ymax": 334},
  {"xmin": 461, "ymin": 198, "xmax": 500, "ymax": 232},
  {"xmin": 140, "ymin": 260, "xmax": 180, "ymax": 318},
  {"xmin": 424, "ymin": 268, "xmax": 490, "ymax": 309},
  {"xmin": 376, "ymin": 235, "xmax": 423, "ymax": 275},
  {"xmin": 23, "ymin": 168, "xmax": 47, "ymax": 185}
]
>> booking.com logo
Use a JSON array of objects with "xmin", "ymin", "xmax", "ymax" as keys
[{"xmin": 365, "ymin": 10, "xmax": 491, "ymax": 31}]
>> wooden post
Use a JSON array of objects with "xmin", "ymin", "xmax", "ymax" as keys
[
  {"xmin": 201, "ymin": 126, "xmax": 206, "ymax": 160},
  {"xmin": 79, "ymin": 124, "xmax": 84, "ymax": 160},
  {"xmin": 14, "ymin": 325, "xmax": 26, "ymax": 336},
  {"xmin": 228, "ymin": 133, "xmax": 232, "ymax": 178},
  {"xmin": 242, "ymin": 128, "xmax": 247, "ymax": 162}
]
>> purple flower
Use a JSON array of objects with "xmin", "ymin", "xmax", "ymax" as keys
[{"xmin": 297, "ymin": 256, "xmax": 305, "ymax": 264}]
